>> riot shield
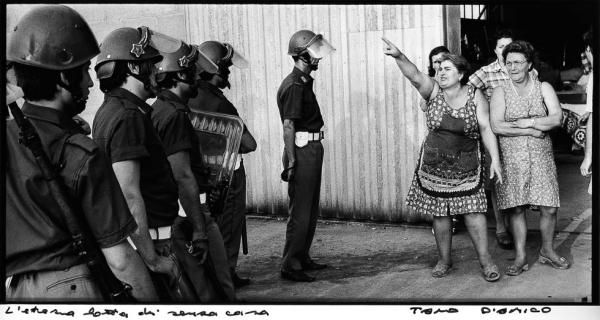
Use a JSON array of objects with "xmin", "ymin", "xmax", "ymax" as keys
[{"xmin": 188, "ymin": 110, "xmax": 244, "ymax": 215}]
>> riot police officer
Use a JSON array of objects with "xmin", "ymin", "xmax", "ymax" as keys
[
  {"xmin": 150, "ymin": 40, "xmax": 236, "ymax": 301},
  {"xmin": 91, "ymin": 26, "xmax": 189, "ymax": 301},
  {"xmin": 188, "ymin": 40, "xmax": 257, "ymax": 287},
  {"xmin": 6, "ymin": 5, "xmax": 157, "ymax": 301},
  {"xmin": 277, "ymin": 30, "xmax": 335, "ymax": 282}
]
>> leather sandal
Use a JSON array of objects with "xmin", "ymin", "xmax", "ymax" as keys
[
  {"xmin": 538, "ymin": 250, "xmax": 570, "ymax": 270},
  {"xmin": 495, "ymin": 231, "xmax": 514, "ymax": 250},
  {"xmin": 481, "ymin": 263, "xmax": 501, "ymax": 282},
  {"xmin": 432, "ymin": 261, "xmax": 453, "ymax": 278},
  {"xmin": 506, "ymin": 262, "xmax": 529, "ymax": 276}
]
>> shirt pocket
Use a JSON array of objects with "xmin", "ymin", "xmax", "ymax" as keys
[{"xmin": 46, "ymin": 273, "xmax": 102, "ymax": 300}]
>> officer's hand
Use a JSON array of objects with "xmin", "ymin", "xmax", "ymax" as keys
[
  {"xmin": 187, "ymin": 237, "xmax": 209, "ymax": 265},
  {"xmin": 208, "ymin": 188, "xmax": 222, "ymax": 205},
  {"xmin": 382, "ymin": 37, "xmax": 401, "ymax": 58},
  {"xmin": 72, "ymin": 115, "xmax": 91, "ymax": 135},
  {"xmin": 281, "ymin": 166, "xmax": 295, "ymax": 182}
]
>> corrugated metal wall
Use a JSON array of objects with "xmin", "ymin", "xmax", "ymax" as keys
[
  {"xmin": 7, "ymin": 4, "xmax": 448, "ymax": 223},
  {"xmin": 185, "ymin": 4, "xmax": 446, "ymax": 223}
]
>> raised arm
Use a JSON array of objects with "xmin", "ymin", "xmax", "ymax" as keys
[
  {"xmin": 489, "ymin": 86, "xmax": 545, "ymax": 138},
  {"xmin": 475, "ymin": 89, "xmax": 502, "ymax": 184},
  {"xmin": 382, "ymin": 37, "xmax": 435, "ymax": 100}
]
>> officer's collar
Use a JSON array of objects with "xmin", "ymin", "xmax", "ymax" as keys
[
  {"xmin": 197, "ymin": 81, "xmax": 225, "ymax": 98},
  {"xmin": 21, "ymin": 102, "xmax": 83, "ymax": 133},
  {"xmin": 292, "ymin": 67, "xmax": 313, "ymax": 83},
  {"xmin": 156, "ymin": 90, "xmax": 188, "ymax": 111},
  {"xmin": 107, "ymin": 88, "xmax": 153, "ymax": 114}
]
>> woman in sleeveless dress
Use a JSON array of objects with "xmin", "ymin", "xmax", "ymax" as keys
[
  {"xmin": 383, "ymin": 38, "xmax": 503, "ymax": 281},
  {"xmin": 490, "ymin": 40, "xmax": 568, "ymax": 276}
]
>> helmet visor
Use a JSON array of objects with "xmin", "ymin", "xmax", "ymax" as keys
[
  {"xmin": 147, "ymin": 29, "xmax": 182, "ymax": 54},
  {"xmin": 306, "ymin": 35, "xmax": 335, "ymax": 59},
  {"xmin": 196, "ymin": 48, "xmax": 219, "ymax": 74},
  {"xmin": 227, "ymin": 44, "xmax": 249, "ymax": 69}
]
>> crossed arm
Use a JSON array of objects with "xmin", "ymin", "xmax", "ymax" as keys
[{"xmin": 490, "ymin": 86, "xmax": 548, "ymax": 137}]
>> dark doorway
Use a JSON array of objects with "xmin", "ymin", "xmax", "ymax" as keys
[{"xmin": 460, "ymin": 3, "xmax": 597, "ymax": 88}]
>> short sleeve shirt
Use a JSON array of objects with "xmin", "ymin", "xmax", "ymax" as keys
[
  {"xmin": 92, "ymin": 88, "xmax": 179, "ymax": 228},
  {"xmin": 188, "ymin": 81, "xmax": 240, "ymax": 116},
  {"xmin": 6, "ymin": 103, "xmax": 137, "ymax": 276},
  {"xmin": 151, "ymin": 90, "xmax": 211, "ymax": 192},
  {"xmin": 276, "ymin": 67, "xmax": 324, "ymax": 132},
  {"xmin": 469, "ymin": 60, "xmax": 539, "ymax": 101}
]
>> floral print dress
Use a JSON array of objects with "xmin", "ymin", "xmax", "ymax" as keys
[
  {"xmin": 495, "ymin": 79, "xmax": 560, "ymax": 209},
  {"xmin": 406, "ymin": 84, "xmax": 488, "ymax": 216}
]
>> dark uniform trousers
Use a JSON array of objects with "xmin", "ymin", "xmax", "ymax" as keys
[
  {"xmin": 149, "ymin": 237, "xmax": 198, "ymax": 302},
  {"xmin": 216, "ymin": 163, "xmax": 247, "ymax": 271},
  {"xmin": 282, "ymin": 141, "xmax": 324, "ymax": 271},
  {"xmin": 171, "ymin": 214, "xmax": 236, "ymax": 302}
]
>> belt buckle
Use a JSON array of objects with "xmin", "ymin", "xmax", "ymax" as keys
[{"xmin": 148, "ymin": 228, "xmax": 158, "ymax": 240}]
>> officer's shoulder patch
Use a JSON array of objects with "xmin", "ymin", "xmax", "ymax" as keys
[{"xmin": 66, "ymin": 134, "xmax": 98, "ymax": 153}]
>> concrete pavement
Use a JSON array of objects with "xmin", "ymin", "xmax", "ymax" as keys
[{"xmin": 235, "ymin": 152, "xmax": 593, "ymax": 303}]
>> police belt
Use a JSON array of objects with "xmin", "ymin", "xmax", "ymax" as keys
[
  {"xmin": 305, "ymin": 131, "xmax": 324, "ymax": 141},
  {"xmin": 295, "ymin": 131, "xmax": 324, "ymax": 148},
  {"xmin": 148, "ymin": 226, "xmax": 172, "ymax": 240}
]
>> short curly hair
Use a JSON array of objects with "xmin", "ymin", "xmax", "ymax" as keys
[
  {"xmin": 502, "ymin": 40, "xmax": 536, "ymax": 65},
  {"xmin": 439, "ymin": 53, "xmax": 471, "ymax": 85}
]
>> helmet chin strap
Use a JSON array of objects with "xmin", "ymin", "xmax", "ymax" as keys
[
  {"xmin": 57, "ymin": 79, "xmax": 86, "ymax": 116},
  {"xmin": 127, "ymin": 70, "xmax": 157, "ymax": 97},
  {"xmin": 299, "ymin": 52, "xmax": 319, "ymax": 71}
]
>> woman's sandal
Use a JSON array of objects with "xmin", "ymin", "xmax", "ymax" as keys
[
  {"xmin": 538, "ymin": 250, "xmax": 570, "ymax": 270},
  {"xmin": 432, "ymin": 261, "xmax": 453, "ymax": 278},
  {"xmin": 481, "ymin": 263, "xmax": 501, "ymax": 282},
  {"xmin": 506, "ymin": 262, "xmax": 530, "ymax": 276}
]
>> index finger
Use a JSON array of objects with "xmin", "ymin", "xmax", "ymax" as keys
[{"xmin": 381, "ymin": 36, "xmax": 394, "ymax": 46}]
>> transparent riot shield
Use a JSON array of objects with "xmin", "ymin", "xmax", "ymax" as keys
[{"xmin": 188, "ymin": 110, "xmax": 244, "ymax": 216}]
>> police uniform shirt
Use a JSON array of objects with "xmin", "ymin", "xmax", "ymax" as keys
[
  {"xmin": 151, "ymin": 90, "xmax": 211, "ymax": 193},
  {"xmin": 6, "ymin": 103, "xmax": 137, "ymax": 277},
  {"xmin": 188, "ymin": 81, "xmax": 239, "ymax": 116},
  {"xmin": 276, "ymin": 67, "xmax": 324, "ymax": 132},
  {"xmin": 92, "ymin": 88, "xmax": 179, "ymax": 228}
]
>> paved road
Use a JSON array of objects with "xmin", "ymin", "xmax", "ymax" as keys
[{"xmin": 235, "ymin": 152, "xmax": 593, "ymax": 303}]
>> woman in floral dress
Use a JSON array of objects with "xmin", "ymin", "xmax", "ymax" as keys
[
  {"xmin": 383, "ymin": 38, "xmax": 503, "ymax": 281},
  {"xmin": 490, "ymin": 40, "xmax": 568, "ymax": 276}
]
